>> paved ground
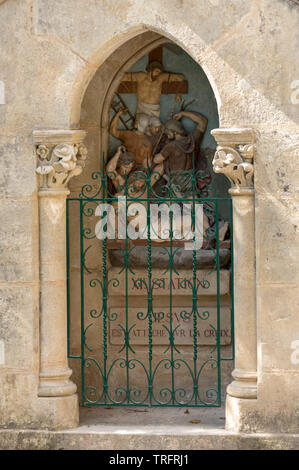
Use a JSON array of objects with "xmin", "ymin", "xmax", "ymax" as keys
[
  {"xmin": 0, "ymin": 406, "xmax": 298, "ymax": 450},
  {"xmin": 78, "ymin": 405, "xmax": 226, "ymax": 432}
]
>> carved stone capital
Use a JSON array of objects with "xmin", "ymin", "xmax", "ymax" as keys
[
  {"xmin": 211, "ymin": 128, "xmax": 255, "ymax": 192},
  {"xmin": 34, "ymin": 130, "xmax": 87, "ymax": 192}
]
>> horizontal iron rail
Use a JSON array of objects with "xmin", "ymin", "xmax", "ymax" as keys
[{"xmin": 68, "ymin": 197, "xmax": 232, "ymax": 202}]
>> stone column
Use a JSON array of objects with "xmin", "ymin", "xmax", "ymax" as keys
[
  {"xmin": 211, "ymin": 128, "xmax": 257, "ymax": 431},
  {"xmin": 34, "ymin": 130, "xmax": 87, "ymax": 429}
]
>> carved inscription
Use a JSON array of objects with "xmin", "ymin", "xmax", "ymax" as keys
[{"xmin": 109, "ymin": 307, "xmax": 232, "ymax": 346}]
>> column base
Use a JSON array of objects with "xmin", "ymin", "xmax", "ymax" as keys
[
  {"xmin": 225, "ymin": 395, "xmax": 259, "ymax": 433},
  {"xmin": 37, "ymin": 394, "xmax": 79, "ymax": 430},
  {"xmin": 227, "ymin": 369, "xmax": 257, "ymax": 399},
  {"xmin": 38, "ymin": 368, "xmax": 77, "ymax": 397}
]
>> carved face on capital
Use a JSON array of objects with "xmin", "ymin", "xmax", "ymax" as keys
[{"xmin": 212, "ymin": 150, "xmax": 239, "ymax": 174}]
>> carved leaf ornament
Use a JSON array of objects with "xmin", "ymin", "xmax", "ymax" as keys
[
  {"xmin": 212, "ymin": 146, "xmax": 254, "ymax": 189},
  {"xmin": 36, "ymin": 143, "xmax": 87, "ymax": 190}
]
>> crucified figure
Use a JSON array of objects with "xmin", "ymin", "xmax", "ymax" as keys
[{"xmin": 121, "ymin": 61, "xmax": 185, "ymax": 132}]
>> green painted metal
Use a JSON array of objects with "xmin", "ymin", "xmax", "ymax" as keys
[{"xmin": 66, "ymin": 153, "xmax": 234, "ymax": 407}]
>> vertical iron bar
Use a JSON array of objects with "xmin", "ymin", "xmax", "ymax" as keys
[
  {"xmin": 215, "ymin": 199, "xmax": 221, "ymax": 406},
  {"xmin": 66, "ymin": 200, "xmax": 84, "ymax": 360},
  {"xmin": 191, "ymin": 153, "xmax": 198, "ymax": 405},
  {"xmin": 66, "ymin": 198, "xmax": 70, "ymax": 358},
  {"xmin": 125, "ymin": 173, "xmax": 130, "ymax": 403},
  {"xmin": 79, "ymin": 198, "xmax": 85, "ymax": 405},
  {"xmin": 146, "ymin": 153, "xmax": 153, "ymax": 405},
  {"xmin": 169, "ymin": 172, "xmax": 175, "ymax": 404},
  {"xmin": 230, "ymin": 199, "xmax": 235, "ymax": 361},
  {"xmin": 101, "ymin": 152, "xmax": 108, "ymax": 404}
]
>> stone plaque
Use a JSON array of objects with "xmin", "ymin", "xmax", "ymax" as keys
[
  {"xmin": 109, "ymin": 307, "xmax": 231, "ymax": 346},
  {"xmin": 108, "ymin": 269, "xmax": 230, "ymax": 297}
]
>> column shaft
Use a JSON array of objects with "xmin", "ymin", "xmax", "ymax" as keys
[
  {"xmin": 38, "ymin": 190, "xmax": 76, "ymax": 397},
  {"xmin": 227, "ymin": 189, "xmax": 257, "ymax": 398},
  {"xmin": 211, "ymin": 128, "xmax": 257, "ymax": 414}
]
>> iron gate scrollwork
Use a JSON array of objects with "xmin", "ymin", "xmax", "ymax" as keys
[{"xmin": 67, "ymin": 153, "xmax": 234, "ymax": 407}]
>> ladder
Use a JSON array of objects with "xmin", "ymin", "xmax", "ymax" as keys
[{"xmin": 111, "ymin": 93, "xmax": 135, "ymax": 130}]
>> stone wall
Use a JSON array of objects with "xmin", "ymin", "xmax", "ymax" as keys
[{"xmin": 0, "ymin": 0, "xmax": 298, "ymax": 432}]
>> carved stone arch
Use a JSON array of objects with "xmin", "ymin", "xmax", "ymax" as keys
[
  {"xmin": 34, "ymin": 28, "xmax": 257, "ymax": 432},
  {"xmin": 76, "ymin": 31, "xmax": 257, "ymax": 432},
  {"xmin": 69, "ymin": 25, "xmax": 223, "ymax": 130},
  {"xmin": 74, "ymin": 28, "xmax": 222, "ymax": 186}
]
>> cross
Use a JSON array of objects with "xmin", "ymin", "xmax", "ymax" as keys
[{"xmin": 117, "ymin": 46, "xmax": 188, "ymax": 95}]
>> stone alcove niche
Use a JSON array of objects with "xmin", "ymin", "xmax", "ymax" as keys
[
  {"xmin": 34, "ymin": 28, "xmax": 256, "ymax": 430},
  {"xmin": 66, "ymin": 31, "xmax": 235, "ymax": 408}
]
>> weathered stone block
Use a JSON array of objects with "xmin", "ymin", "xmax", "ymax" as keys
[
  {"xmin": 0, "ymin": 198, "xmax": 39, "ymax": 282},
  {"xmin": 0, "ymin": 284, "xmax": 39, "ymax": 371},
  {"xmin": 257, "ymin": 284, "xmax": 299, "ymax": 371},
  {"xmin": 0, "ymin": 135, "xmax": 37, "ymax": 198},
  {"xmin": 255, "ymin": 195, "xmax": 299, "ymax": 284}
]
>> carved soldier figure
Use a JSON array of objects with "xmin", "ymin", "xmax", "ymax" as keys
[
  {"xmin": 105, "ymin": 144, "xmax": 163, "ymax": 198},
  {"xmin": 104, "ymin": 146, "xmax": 136, "ymax": 236},
  {"xmin": 154, "ymin": 110, "xmax": 210, "ymax": 197},
  {"xmin": 109, "ymin": 108, "xmax": 153, "ymax": 168},
  {"xmin": 105, "ymin": 145, "xmax": 136, "ymax": 193},
  {"xmin": 105, "ymin": 146, "xmax": 164, "ymax": 238}
]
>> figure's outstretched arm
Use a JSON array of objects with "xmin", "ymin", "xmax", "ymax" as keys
[
  {"xmin": 105, "ymin": 146, "xmax": 125, "ymax": 189},
  {"xmin": 174, "ymin": 111, "xmax": 207, "ymax": 132},
  {"xmin": 105, "ymin": 146, "xmax": 124, "ymax": 173},
  {"xmin": 122, "ymin": 72, "xmax": 145, "ymax": 82},
  {"xmin": 166, "ymin": 72, "xmax": 185, "ymax": 82},
  {"xmin": 109, "ymin": 109, "xmax": 125, "ymax": 140}
]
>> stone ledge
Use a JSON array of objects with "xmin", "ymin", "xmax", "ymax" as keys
[
  {"xmin": 0, "ymin": 406, "xmax": 298, "ymax": 450},
  {"xmin": 33, "ymin": 130, "xmax": 86, "ymax": 145},
  {"xmin": 211, "ymin": 128, "xmax": 254, "ymax": 147},
  {"xmin": 0, "ymin": 428, "xmax": 298, "ymax": 450}
]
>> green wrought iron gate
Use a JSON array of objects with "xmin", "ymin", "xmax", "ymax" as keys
[{"xmin": 67, "ymin": 155, "xmax": 234, "ymax": 407}]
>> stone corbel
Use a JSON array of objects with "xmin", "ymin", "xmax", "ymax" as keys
[
  {"xmin": 211, "ymin": 128, "xmax": 255, "ymax": 193},
  {"xmin": 34, "ymin": 130, "xmax": 87, "ymax": 192}
]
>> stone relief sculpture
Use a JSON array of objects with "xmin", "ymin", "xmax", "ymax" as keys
[
  {"xmin": 105, "ymin": 49, "xmax": 230, "ymax": 256},
  {"xmin": 36, "ymin": 142, "xmax": 87, "ymax": 190},
  {"xmin": 108, "ymin": 100, "xmax": 210, "ymax": 198}
]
